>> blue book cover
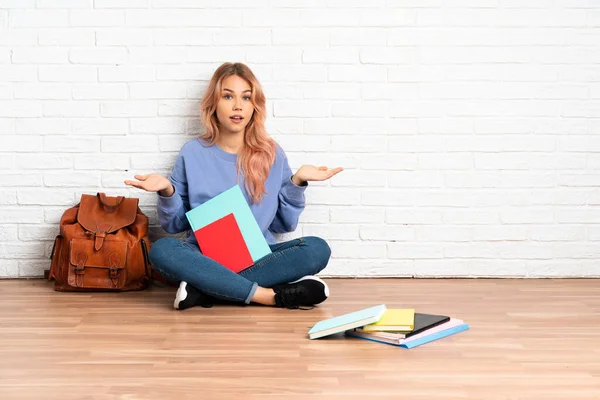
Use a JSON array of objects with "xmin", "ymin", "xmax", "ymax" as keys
[
  {"xmin": 346, "ymin": 322, "xmax": 469, "ymax": 349},
  {"xmin": 184, "ymin": 184, "xmax": 271, "ymax": 262},
  {"xmin": 401, "ymin": 323, "xmax": 469, "ymax": 348},
  {"xmin": 308, "ymin": 304, "xmax": 387, "ymax": 340}
]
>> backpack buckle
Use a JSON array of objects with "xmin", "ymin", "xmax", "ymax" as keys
[
  {"xmin": 74, "ymin": 251, "xmax": 87, "ymax": 275},
  {"xmin": 109, "ymin": 267, "xmax": 120, "ymax": 279}
]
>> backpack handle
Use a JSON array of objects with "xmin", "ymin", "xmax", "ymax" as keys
[{"xmin": 97, "ymin": 193, "xmax": 124, "ymax": 212}]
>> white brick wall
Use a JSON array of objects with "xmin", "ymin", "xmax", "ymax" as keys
[{"xmin": 1, "ymin": 1, "xmax": 599, "ymax": 278}]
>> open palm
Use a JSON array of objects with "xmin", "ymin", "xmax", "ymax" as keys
[
  {"xmin": 124, "ymin": 174, "xmax": 171, "ymax": 193},
  {"xmin": 295, "ymin": 165, "xmax": 344, "ymax": 182}
]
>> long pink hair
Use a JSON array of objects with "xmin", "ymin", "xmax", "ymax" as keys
[{"xmin": 200, "ymin": 62, "xmax": 276, "ymax": 204}]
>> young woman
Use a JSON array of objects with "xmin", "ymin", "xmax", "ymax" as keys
[{"xmin": 125, "ymin": 62, "xmax": 343, "ymax": 310}]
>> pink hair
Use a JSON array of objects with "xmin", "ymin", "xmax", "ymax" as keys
[{"xmin": 200, "ymin": 62, "xmax": 276, "ymax": 203}]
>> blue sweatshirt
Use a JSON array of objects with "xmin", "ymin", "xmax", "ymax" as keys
[{"xmin": 157, "ymin": 137, "xmax": 307, "ymax": 247}]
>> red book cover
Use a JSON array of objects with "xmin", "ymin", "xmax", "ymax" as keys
[{"xmin": 193, "ymin": 213, "xmax": 254, "ymax": 273}]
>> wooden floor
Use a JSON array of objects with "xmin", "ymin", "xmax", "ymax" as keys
[{"xmin": 0, "ymin": 278, "xmax": 599, "ymax": 400}]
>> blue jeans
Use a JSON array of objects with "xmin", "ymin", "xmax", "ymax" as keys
[{"xmin": 148, "ymin": 236, "xmax": 331, "ymax": 304}]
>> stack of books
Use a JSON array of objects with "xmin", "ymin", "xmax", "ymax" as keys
[{"xmin": 307, "ymin": 304, "xmax": 469, "ymax": 349}]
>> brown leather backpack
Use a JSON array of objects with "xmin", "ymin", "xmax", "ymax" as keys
[{"xmin": 47, "ymin": 193, "xmax": 152, "ymax": 292}]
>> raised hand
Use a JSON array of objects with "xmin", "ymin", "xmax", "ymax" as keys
[
  {"xmin": 124, "ymin": 174, "xmax": 174, "ymax": 196},
  {"xmin": 292, "ymin": 165, "xmax": 344, "ymax": 185}
]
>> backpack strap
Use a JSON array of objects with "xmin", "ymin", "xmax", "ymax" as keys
[
  {"xmin": 97, "ymin": 193, "xmax": 124, "ymax": 212},
  {"xmin": 94, "ymin": 222, "xmax": 112, "ymax": 251}
]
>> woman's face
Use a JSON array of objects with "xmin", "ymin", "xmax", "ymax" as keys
[{"xmin": 216, "ymin": 75, "xmax": 255, "ymax": 136}]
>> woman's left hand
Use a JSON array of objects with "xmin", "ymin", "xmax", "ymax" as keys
[{"xmin": 292, "ymin": 165, "xmax": 344, "ymax": 186}]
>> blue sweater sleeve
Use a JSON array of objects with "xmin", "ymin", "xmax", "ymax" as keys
[
  {"xmin": 269, "ymin": 150, "xmax": 307, "ymax": 233},
  {"xmin": 157, "ymin": 152, "xmax": 191, "ymax": 234}
]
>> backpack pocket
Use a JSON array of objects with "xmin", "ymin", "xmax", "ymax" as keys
[{"xmin": 67, "ymin": 238, "xmax": 128, "ymax": 289}]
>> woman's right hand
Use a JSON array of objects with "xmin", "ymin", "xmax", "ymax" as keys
[{"xmin": 124, "ymin": 174, "xmax": 174, "ymax": 197}]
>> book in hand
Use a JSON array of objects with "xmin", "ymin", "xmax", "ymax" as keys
[
  {"xmin": 356, "ymin": 312, "xmax": 450, "ymax": 338},
  {"xmin": 191, "ymin": 212, "xmax": 253, "ymax": 273},
  {"xmin": 185, "ymin": 184, "xmax": 271, "ymax": 273},
  {"xmin": 307, "ymin": 304, "xmax": 387, "ymax": 340},
  {"xmin": 346, "ymin": 318, "xmax": 469, "ymax": 349},
  {"xmin": 360, "ymin": 308, "xmax": 416, "ymax": 332}
]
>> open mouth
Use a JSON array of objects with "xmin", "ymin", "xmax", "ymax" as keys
[{"xmin": 230, "ymin": 116, "xmax": 244, "ymax": 122}]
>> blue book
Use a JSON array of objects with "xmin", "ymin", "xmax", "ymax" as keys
[
  {"xmin": 308, "ymin": 304, "xmax": 387, "ymax": 340},
  {"xmin": 401, "ymin": 323, "xmax": 469, "ymax": 348},
  {"xmin": 345, "ymin": 318, "xmax": 469, "ymax": 349},
  {"xmin": 184, "ymin": 184, "xmax": 271, "ymax": 262}
]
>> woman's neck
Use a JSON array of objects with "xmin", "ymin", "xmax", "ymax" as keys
[{"xmin": 216, "ymin": 130, "xmax": 245, "ymax": 154}]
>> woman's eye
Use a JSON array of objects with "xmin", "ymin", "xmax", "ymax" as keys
[
  {"xmin": 243, "ymin": 96, "xmax": 251, "ymax": 101},
  {"xmin": 224, "ymin": 94, "xmax": 232, "ymax": 99}
]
